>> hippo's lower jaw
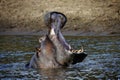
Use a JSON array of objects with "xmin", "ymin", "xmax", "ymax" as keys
[
  {"xmin": 26, "ymin": 43, "xmax": 87, "ymax": 69},
  {"xmin": 26, "ymin": 45, "xmax": 87, "ymax": 69}
]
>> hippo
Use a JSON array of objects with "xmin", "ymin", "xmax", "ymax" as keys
[{"xmin": 26, "ymin": 11, "xmax": 87, "ymax": 69}]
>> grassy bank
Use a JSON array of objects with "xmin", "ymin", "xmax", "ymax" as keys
[{"xmin": 0, "ymin": 0, "xmax": 120, "ymax": 35}]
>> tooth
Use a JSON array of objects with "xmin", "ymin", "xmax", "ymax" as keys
[
  {"xmin": 76, "ymin": 50, "xmax": 78, "ymax": 53},
  {"xmin": 81, "ymin": 46, "xmax": 84, "ymax": 52},
  {"xmin": 72, "ymin": 50, "xmax": 75, "ymax": 53},
  {"xmin": 78, "ymin": 49, "xmax": 81, "ymax": 53},
  {"xmin": 50, "ymin": 26, "xmax": 55, "ymax": 35},
  {"xmin": 68, "ymin": 45, "xmax": 72, "ymax": 50},
  {"xmin": 77, "ymin": 50, "xmax": 79, "ymax": 53},
  {"xmin": 77, "ymin": 47, "xmax": 84, "ymax": 53},
  {"xmin": 73, "ymin": 50, "xmax": 75, "ymax": 53},
  {"xmin": 71, "ymin": 50, "xmax": 73, "ymax": 53},
  {"xmin": 74, "ymin": 50, "xmax": 77, "ymax": 53}
]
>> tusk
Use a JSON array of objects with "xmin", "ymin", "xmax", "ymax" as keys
[
  {"xmin": 81, "ymin": 46, "xmax": 84, "ymax": 52},
  {"xmin": 68, "ymin": 44, "xmax": 72, "ymax": 50},
  {"xmin": 77, "ymin": 46, "xmax": 84, "ymax": 53},
  {"xmin": 50, "ymin": 27, "xmax": 56, "ymax": 35}
]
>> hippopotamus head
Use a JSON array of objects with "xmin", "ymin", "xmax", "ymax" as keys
[{"xmin": 26, "ymin": 11, "xmax": 87, "ymax": 69}]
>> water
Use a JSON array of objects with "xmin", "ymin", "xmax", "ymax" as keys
[{"xmin": 0, "ymin": 35, "xmax": 120, "ymax": 80}]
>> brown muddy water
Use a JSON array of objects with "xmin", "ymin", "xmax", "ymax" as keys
[{"xmin": 0, "ymin": 35, "xmax": 120, "ymax": 80}]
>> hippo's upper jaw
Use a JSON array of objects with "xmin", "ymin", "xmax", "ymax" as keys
[
  {"xmin": 26, "ymin": 11, "xmax": 87, "ymax": 69},
  {"xmin": 48, "ymin": 12, "xmax": 71, "ymax": 51}
]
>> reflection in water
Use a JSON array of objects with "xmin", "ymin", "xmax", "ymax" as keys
[
  {"xmin": 38, "ymin": 68, "xmax": 67, "ymax": 80},
  {"xmin": 0, "ymin": 35, "xmax": 120, "ymax": 80}
]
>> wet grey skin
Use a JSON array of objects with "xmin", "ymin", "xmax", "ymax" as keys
[
  {"xmin": 26, "ymin": 12, "xmax": 71, "ymax": 69},
  {"xmin": 47, "ymin": 12, "xmax": 72, "ymax": 66},
  {"xmin": 45, "ymin": 11, "xmax": 71, "ymax": 50},
  {"xmin": 26, "ymin": 11, "xmax": 87, "ymax": 69},
  {"xmin": 27, "ymin": 35, "xmax": 60, "ymax": 68}
]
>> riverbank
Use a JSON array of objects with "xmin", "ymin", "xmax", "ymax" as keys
[
  {"xmin": 0, "ymin": 0, "xmax": 120, "ymax": 36},
  {"xmin": 0, "ymin": 30, "xmax": 119, "ymax": 36}
]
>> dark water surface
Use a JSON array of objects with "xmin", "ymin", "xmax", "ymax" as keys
[{"xmin": 0, "ymin": 35, "xmax": 120, "ymax": 80}]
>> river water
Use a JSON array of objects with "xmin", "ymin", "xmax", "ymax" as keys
[{"xmin": 0, "ymin": 35, "xmax": 120, "ymax": 80}]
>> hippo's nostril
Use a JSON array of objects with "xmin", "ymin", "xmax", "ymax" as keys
[{"xmin": 44, "ymin": 11, "xmax": 67, "ymax": 29}]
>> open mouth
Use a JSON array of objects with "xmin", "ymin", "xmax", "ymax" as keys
[
  {"xmin": 49, "ymin": 12, "xmax": 71, "ymax": 51},
  {"xmin": 51, "ymin": 12, "xmax": 85, "ymax": 53},
  {"xmin": 27, "ymin": 11, "xmax": 87, "ymax": 69},
  {"xmin": 45, "ymin": 11, "xmax": 84, "ymax": 53}
]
